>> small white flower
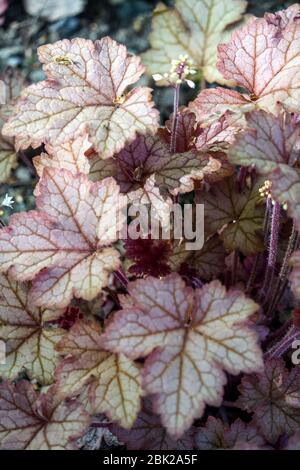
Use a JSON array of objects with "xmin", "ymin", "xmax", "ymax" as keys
[
  {"xmin": 153, "ymin": 55, "xmax": 197, "ymax": 88},
  {"xmin": 152, "ymin": 73, "xmax": 164, "ymax": 81},
  {"xmin": 186, "ymin": 79, "xmax": 196, "ymax": 88},
  {"xmin": 1, "ymin": 194, "xmax": 14, "ymax": 209}
]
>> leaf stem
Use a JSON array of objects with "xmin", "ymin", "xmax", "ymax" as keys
[
  {"xmin": 114, "ymin": 267, "xmax": 129, "ymax": 289},
  {"xmin": 170, "ymin": 84, "xmax": 180, "ymax": 154},
  {"xmin": 264, "ymin": 324, "xmax": 300, "ymax": 360}
]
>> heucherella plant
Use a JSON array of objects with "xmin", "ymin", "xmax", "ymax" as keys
[{"xmin": 2, "ymin": 0, "xmax": 300, "ymax": 451}]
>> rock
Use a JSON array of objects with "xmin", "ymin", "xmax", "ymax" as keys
[{"xmin": 23, "ymin": 0, "xmax": 86, "ymax": 22}]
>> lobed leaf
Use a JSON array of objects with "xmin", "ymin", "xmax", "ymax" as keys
[
  {"xmin": 2, "ymin": 37, "xmax": 159, "ymax": 159},
  {"xmin": 237, "ymin": 359, "xmax": 300, "ymax": 444},
  {"xmin": 0, "ymin": 168, "xmax": 124, "ymax": 308},
  {"xmin": 229, "ymin": 110, "xmax": 300, "ymax": 173},
  {"xmin": 228, "ymin": 109, "xmax": 300, "ymax": 232},
  {"xmin": 0, "ymin": 273, "xmax": 64, "ymax": 384},
  {"xmin": 55, "ymin": 319, "xmax": 142, "ymax": 429},
  {"xmin": 33, "ymin": 133, "xmax": 91, "ymax": 180},
  {"xmin": 169, "ymin": 234, "xmax": 226, "ymax": 280},
  {"xmin": 196, "ymin": 416, "xmax": 265, "ymax": 450},
  {"xmin": 199, "ymin": 176, "xmax": 265, "ymax": 255},
  {"xmin": 0, "ymin": 380, "xmax": 90, "ymax": 449},
  {"xmin": 195, "ymin": 5, "xmax": 300, "ymax": 118},
  {"xmin": 101, "ymin": 274, "xmax": 263, "ymax": 438},
  {"xmin": 142, "ymin": 0, "xmax": 247, "ymax": 85},
  {"xmin": 90, "ymin": 132, "xmax": 231, "ymax": 195},
  {"xmin": 0, "ymin": 70, "xmax": 25, "ymax": 182}
]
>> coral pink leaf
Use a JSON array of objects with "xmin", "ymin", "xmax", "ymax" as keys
[
  {"xmin": 33, "ymin": 133, "xmax": 92, "ymax": 180},
  {"xmin": 2, "ymin": 37, "xmax": 159, "ymax": 159},
  {"xmin": 0, "ymin": 169, "xmax": 124, "ymax": 308},
  {"xmin": 189, "ymin": 88, "xmax": 251, "ymax": 123},
  {"xmin": 217, "ymin": 6, "xmax": 300, "ymax": 113},
  {"xmin": 101, "ymin": 274, "xmax": 263, "ymax": 438},
  {"xmin": 0, "ymin": 380, "xmax": 90, "ymax": 449},
  {"xmin": 195, "ymin": 111, "xmax": 244, "ymax": 151}
]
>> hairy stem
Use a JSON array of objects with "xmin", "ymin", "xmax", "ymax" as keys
[
  {"xmin": 170, "ymin": 84, "xmax": 180, "ymax": 154},
  {"xmin": 238, "ymin": 167, "xmax": 247, "ymax": 192},
  {"xmin": 264, "ymin": 324, "xmax": 300, "ymax": 360},
  {"xmin": 267, "ymin": 223, "xmax": 299, "ymax": 315},
  {"xmin": 260, "ymin": 201, "xmax": 280, "ymax": 301},
  {"xmin": 114, "ymin": 267, "xmax": 129, "ymax": 289},
  {"xmin": 246, "ymin": 198, "xmax": 271, "ymax": 293}
]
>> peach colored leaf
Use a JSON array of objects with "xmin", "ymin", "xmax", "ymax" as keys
[
  {"xmin": 0, "ymin": 273, "xmax": 64, "ymax": 384},
  {"xmin": 0, "ymin": 168, "xmax": 123, "ymax": 309},
  {"xmin": 101, "ymin": 274, "xmax": 263, "ymax": 438},
  {"xmin": 55, "ymin": 319, "xmax": 141, "ymax": 428},
  {"xmin": 189, "ymin": 88, "xmax": 251, "ymax": 123},
  {"xmin": 216, "ymin": 6, "xmax": 300, "ymax": 114},
  {"xmin": 127, "ymin": 175, "xmax": 173, "ymax": 230},
  {"xmin": 195, "ymin": 111, "xmax": 245, "ymax": 151},
  {"xmin": 142, "ymin": 0, "xmax": 247, "ymax": 85},
  {"xmin": 169, "ymin": 234, "xmax": 226, "ymax": 280},
  {"xmin": 200, "ymin": 176, "xmax": 265, "ymax": 255},
  {"xmin": 229, "ymin": 110, "xmax": 300, "ymax": 173},
  {"xmin": 111, "ymin": 399, "xmax": 194, "ymax": 450},
  {"xmin": 33, "ymin": 133, "xmax": 92, "ymax": 180},
  {"xmin": 0, "ymin": 124, "xmax": 16, "ymax": 183},
  {"xmin": 195, "ymin": 6, "xmax": 300, "ymax": 120},
  {"xmin": 0, "ymin": 70, "xmax": 26, "ymax": 182},
  {"xmin": 2, "ymin": 37, "xmax": 159, "ymax": 159},
  {"xmin": 0, "ymin": 380, "xmax": 90, "ymax": 449},
  {"xmin": 196, "ymin": 416, "xmax": 265, "ymax": 450},
  {"xmin": 237, "ymin": 359, "xmax": 300, "ymax": 444}
]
